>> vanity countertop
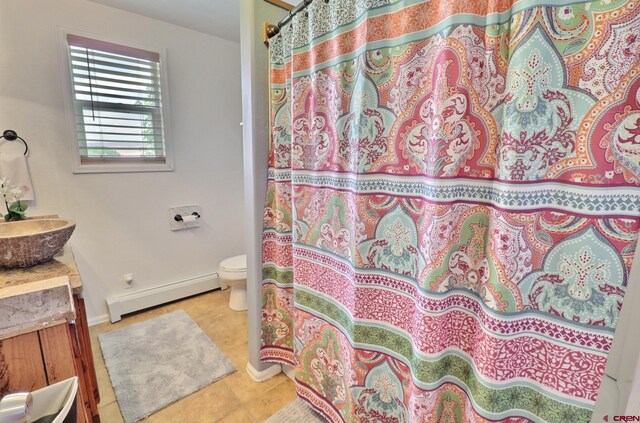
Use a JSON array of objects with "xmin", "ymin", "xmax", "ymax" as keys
[
  {"xmin": 0, "ymin": 246, "xmax": 80, "ymax": 341},
  {"xmin": 0, "ymin": 245, "xmax": 82, "ymax": 295}
]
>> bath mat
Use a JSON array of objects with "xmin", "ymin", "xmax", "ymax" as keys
[
  {"xmin": 263, "ymin": 399, "xmax": 326, "ymax": 423},
  {"xmin": 98, "ymin": 310, "xmax": 236, "ymax": 423}
]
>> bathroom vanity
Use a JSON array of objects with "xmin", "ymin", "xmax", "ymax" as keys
[{"xmin": 0, "ymin": 247, "xmax": 100, "ymax": 423}]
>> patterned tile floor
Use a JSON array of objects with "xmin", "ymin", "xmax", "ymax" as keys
[{"xmin": 89, "ymin": 289, "xmax": 297, "ymax": 422}]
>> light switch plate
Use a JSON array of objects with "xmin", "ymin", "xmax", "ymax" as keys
[{"xmin": 170, "ymin": 205, "xmax": 201, "ymax": 231}]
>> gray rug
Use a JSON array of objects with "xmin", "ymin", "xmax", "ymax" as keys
[
  {"xmin": 98, "ymin": 309, "xmax": 236, "ymax": 423},
  {"xmin": 264, "ymin": 399, "xmax": 326, "ymax": 422}
]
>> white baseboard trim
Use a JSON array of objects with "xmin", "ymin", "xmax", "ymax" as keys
[
  {"xmin": 246, "ymin": 362, "xmax": 281, "ymax": 382},
  {"xmin": 87, "ymin": 314, "xmax": 110, "ymax": 327},
  {"xmin": 282, "ymin": 364, "xmax": 295, "ymax": 381},
  {"xmin": 106, "ymin": 273, "xmax": 220, "ymax": 323}
]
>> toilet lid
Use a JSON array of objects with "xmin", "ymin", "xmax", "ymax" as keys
[{"xmin": 220, "ymin": 254, "xmax": 247, "ymax": 272}]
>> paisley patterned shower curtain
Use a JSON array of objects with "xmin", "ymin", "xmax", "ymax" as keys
[{"xmin": 261, "ymin": 0, "xmax": 640, "ymax": 421}]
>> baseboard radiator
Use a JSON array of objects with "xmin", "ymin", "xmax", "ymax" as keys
[{"xmin": 106, "ymin": 273, "xmax": 221, "ymax": 322}]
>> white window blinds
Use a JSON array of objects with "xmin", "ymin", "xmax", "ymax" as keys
[{"xmin": 67, "ymin": 35, "xmax": 166, "ymax": 164}]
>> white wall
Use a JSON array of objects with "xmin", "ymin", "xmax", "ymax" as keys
[{"xmin": 0, "ymin": 0, "xmax": 244, "ymax": 321}]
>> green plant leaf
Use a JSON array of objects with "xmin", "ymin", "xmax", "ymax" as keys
[
  {"xmin": 4, "ymin": 212, "xmax": 22, "ymax": 221},
  {"xmin": 8, "ymin": 202, "xmax": 27, "ymax": 214}
]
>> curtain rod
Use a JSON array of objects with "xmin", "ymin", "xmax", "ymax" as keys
[{"xmin": 265, "ymin": 0, "xmax": 314, "ymax": 41}]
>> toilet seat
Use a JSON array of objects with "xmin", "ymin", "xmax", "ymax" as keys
[{"xmin": 219, "ymin": 254, "xmax": 247, "ymax": 280}]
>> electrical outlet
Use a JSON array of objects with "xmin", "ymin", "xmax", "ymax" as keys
[{"xmin": 124, "ymin": 273, "xmax": 134, "ymax": 289}]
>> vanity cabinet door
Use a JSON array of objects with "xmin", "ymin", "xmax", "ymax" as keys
[
  {"xmin": 0, "ymin": 324, "xmax": 89, "ymax": 423},
  {"xmin": 0, "ymin": 331, "xmax": 47, "ymax": 397},
  {"xmin": 40, "ymin": 323, "xmax": 90, "ymax": 423}
]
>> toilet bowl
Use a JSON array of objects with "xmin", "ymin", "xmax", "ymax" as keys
[{"xmin": 218, "ymin": 254, "xmax": 247, "ymax": 311}]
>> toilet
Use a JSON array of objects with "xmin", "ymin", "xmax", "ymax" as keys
[{"xmin": 218, "ymin": 254, "xmax": 247, "ymax": 311}]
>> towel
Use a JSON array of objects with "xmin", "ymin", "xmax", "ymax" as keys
[{"xmin": 0, "ymin": 154, "xmax": 35, "ymax": 200}]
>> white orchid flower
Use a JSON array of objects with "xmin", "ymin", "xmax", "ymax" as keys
[
  {"xmin": 0, "ymin": 178, "xmax": 27, "ymax": 220},
  {"xmin": 9, "ymin": 187, "xmax": 23, "ymax": 201},
  {"xmin": 0, "ymin": 179, "xmax": 11, "ymax": 197}
]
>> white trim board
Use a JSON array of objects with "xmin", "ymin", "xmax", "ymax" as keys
[
  {"xmin": 105, "ymin": 273, "xmax": 220, "ymax": 322},
  {"xmin": 87, "ymin": 314, "xmax": 110, "ymax": 327},
  {"xmin": 246, "ymin": 362, "xmax": 281, "ymax": 382}
]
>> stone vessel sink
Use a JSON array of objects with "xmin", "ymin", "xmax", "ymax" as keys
[{"xmin": 0, "ymin": 219, "xmax": 76, "ymax": 268}]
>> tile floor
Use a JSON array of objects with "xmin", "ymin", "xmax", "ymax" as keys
[{"xmin": 89, "ymin": 289, "xmax": 297, "ymax": 422}]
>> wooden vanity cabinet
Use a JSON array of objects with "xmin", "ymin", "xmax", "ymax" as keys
[
  {"xmin": 72, "ymin": 295, "xmax": 101, "ymax": 421},
  {"xmin": 0, "ymin": 296, "xmax": 100, "ymax": 423},
  {"xmin": 0, "ymin": 245, "xmax": 101, "ymax": 422}
]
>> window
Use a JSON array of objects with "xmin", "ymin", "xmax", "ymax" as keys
[{"xmin": 65, "ymin": 34, "xmax": 173, "ymax": 172}]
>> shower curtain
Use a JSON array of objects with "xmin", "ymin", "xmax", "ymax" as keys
[{"xmin": 261, "ymin": 0, "xmax": 640, "ymax": 421}]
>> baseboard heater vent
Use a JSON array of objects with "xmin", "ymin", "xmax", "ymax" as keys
[{"xmin": 106, "ymin": 273, "xmax": 221, "ymax": 322}]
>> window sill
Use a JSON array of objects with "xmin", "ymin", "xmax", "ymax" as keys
[{"xmin": 72, "ymin": 162, "xmax": 174, "ymax": 174}]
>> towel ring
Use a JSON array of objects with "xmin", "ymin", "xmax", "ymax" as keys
[{"xmin": 0, "ymin": 130, "xmax": 28, "ymax": 155}]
